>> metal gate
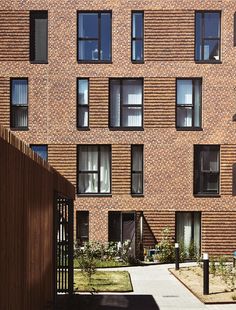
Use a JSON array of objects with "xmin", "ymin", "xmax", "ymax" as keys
[{"xmin": 55, "ymin": 196, "xmax": 74, "ymax": 296}]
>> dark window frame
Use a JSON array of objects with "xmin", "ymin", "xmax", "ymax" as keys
[
  {"xmin": 195, "ymin": 11, "xmax": 221, "ymax": 63},
  {"xmin": 175, "ymin": 78, "xmax": 202, "ymax": 130},
  {"xmin": 76, "ymin": 211, "xmax": 89, "ymax": 245},
  {"xmin": 194, "ymin": 145, "xmax": 220, "ymax": 197},
  {"xmin": 30, "ymin": 10, "xmax": 48, "ymax": 64},
  {"xmin": 10, "ymin": 77, "xmax": 29, "ymax": 131},
  {"xmin": 30, "ymin": 144, "xmax": 48, "ymax": 161},
  {"xmin": 175, "ymin": 211, "xmax": 202, "ymax": 252},
  {"xmin": 77, "ymin": 144, "xmax": 112, "ymax": 196},
  {"xmin": 109, "ymin": 78, "xmax": 144, "ymax": 130},
  {"xmin": 77, "ymin": 10, "xmax": 112, "ymax": 63},
  {"xmin": 77, "ymin": 78, "xmax": 90, "ymax": 130},
  {"xmin": 131, "ymin": 144, "xmax": 144, "ymax": 196},
  {"xmin": 131, "ymin": 11, "xmax": 144, "ymax": 63}
]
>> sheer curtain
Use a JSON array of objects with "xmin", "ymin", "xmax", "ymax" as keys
[
  {"xmin": 177, "ymin": 212, "xmax": 192, "ymax": 254},
  {"xmin": 12, "ymin": 79, "xmax": 28, "ymax": 127},
  {"xmin": 194, "ymin": 213, "xmax": 201, "ymax": 254},
  {"xmin": 100, "ymin": 146, "xmax": 110, "ymax": 193},
  {"xmin": 110, "ymin": 80, "xmax": 121, "ymax": 127},
  {"xmin": 177, "ymin": 80, "xmax": 193, "ymax": 127}
]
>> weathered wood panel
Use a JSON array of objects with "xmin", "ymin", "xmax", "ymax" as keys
[{"xmin": 0, "ymin": 11, "xmax": 29, "ymax": 61}]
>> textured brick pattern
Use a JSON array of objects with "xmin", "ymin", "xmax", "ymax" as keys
[
  {"xmin": 144, "ymin": 78, "xmax": 176, "ymax": 128},
  {"xmin": 1, "ymin": 0, "xmax": 236, "ymax": 257},
  {"xmin": 0, "ymin": 10, "xmax": 29, "ymax": 61},
  {"xmin": 0, "ymin": 77, "xmax": 10, "ymax": 127},
  {"xmin": 112, "ymin": 144, "xmax": 131, "ymax": 195},
  {"xmin": 145, "ymin": 10, "xmax": 195, "ymax": 62},
  {"xmin": 221, "ymin": 145, "xmax": 236, "ymax": 195},
  {"xmin": 202, "ymin": 211, "xmax": 236, "ymax": 255}
]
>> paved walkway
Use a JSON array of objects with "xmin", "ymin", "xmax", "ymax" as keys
[{"xmin": 107, "ymin": 263, "xmax": 236, "ymax": 310}]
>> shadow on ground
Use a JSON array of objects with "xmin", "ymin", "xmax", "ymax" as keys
[{"xmin": 55, "ymin": 294, "xmax": 160, "ymax": 310}]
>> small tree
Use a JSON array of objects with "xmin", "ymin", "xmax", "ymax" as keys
[{"xmin": 156, "ymin": 227, "xmax": 175, "ymax": 263}]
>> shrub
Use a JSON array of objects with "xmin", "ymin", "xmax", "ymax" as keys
[{"xmin": 156, "ymin": 227, "xmax": 175, "ymax": 263}]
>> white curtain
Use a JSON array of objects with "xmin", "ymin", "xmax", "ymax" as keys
[
  {"xmin": 100, "ymin": 146, "xmax": 110, "ymax": 193},
  {"xmin": 194, "ymin": 80, "xmax": 201, "ymax": 127},
  {"xmin": 177, "ymin": 212, "xmax": 192, "ymax": 254},
  {"xmin": 110, "ymin": 81, "xmax": 121, "ymax": 126},
  {"xmin": 194, "ymin": 213, "xmax": 201, "ymax": 254},
  {"xmin": 12, "ymin": 80, "xmax": 28, "ymax": 105}
]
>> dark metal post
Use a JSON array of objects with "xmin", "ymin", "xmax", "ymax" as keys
[
  {"xmin": 233, "ymin": 251, "xmax": 236, "ymax": 268},
  {"xmin": 203, "ymin": 253, "xmax": 209, "ymax": 295},
  {"xmin": 175, "ymin": 243, "xmax": 179, "ymax": 270}
]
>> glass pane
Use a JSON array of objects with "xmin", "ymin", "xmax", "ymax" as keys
[
  {"xmin": 34, "ymin": 16, "xmax": 48, "ymax": 62},
  {"xmin": 12, "ymin": 79, "xmax": 28, "ymax": 105},
  {"xmin": 79, "ymin": 40, "xmax": 99, "ymax": 60},
  {"xmin": 203, "ymin": 39, "xmax": 220, "ymax": 61},
  {"xmin": 202, "ymin": 149, "xmax": 219, "ymax": 172},
  {"xmin": 110, "ymin": 80, "xmax": 121, "ymax": 127},
  {"xmin": 132, "ymin": 173, "xmax": 143, "ymax": 194},
  {"xmin": 132, "ymin": 145, "xmax": 143, "ymax": 171},
  {"xmin": 79, "ymin": 146, "xmax": 98, "ymax": 171},
  {"xmin": 177, "ymin": 107, "xmax": 192, "ymax": 127},
  {"xmin": 176, "ymin": 213, "xmax": 192, "ymax": 254},
  {"xmin": 11, "ymin": 107, "xmax": 28, "ymax": 128},
  {"xmin": 204, "ymin": 13, "xmax": 220, "ymax": 38},
  {"xmin": 132, "ymin": 40, "xmax": 143, "ymax": 61},
  {"xmin": 100, "ymin": 146, "xmax": 111, "ymax": 193},
  {"xmin": 194, "ymin": 80, "xmax": 201, "ymax": 127},
  {"xmin": 100, "ymin": 13, "xmax": 111, "ymax": 61},
  {"xmin": 78, "ymin": 106, "xmax": 88, "ymax": 127},
  {"xmin": 31, "ymin": 145, "xmax": 48, "ymax": 160},
  {"xmin": 177, "ymin": 80, "xmax": 193, "ymax": 105},
  {"xmin": 132, "ymin": 13, "xmax": 143, "ymax": 38},
  {"xmin": 193, "ymin": 212, "xmax": 201, "ymax": 254},
  {"xmin": 122, "ymin": 106, "xmax": 142, "ymax": 127},
  {"xmin": 79, "ymin": 173, "xmax": 98, "ymax": 193},
  {"xmin": 79, "ymin": 13, "xmax": 98, "ymax": 38},
  {"xmin": 195, "ymin": 13, "xmax": 202, "ymax": 61},
  {"xmin": 78, "ymin": 79, "xmax": 88, "ymax": 105},
  {"xmin": 202, "ymin": 173, "xmax": 219, "ymax": 192},
  {"xmin": 123, "ymin": 80, "xmax": 142, "ymax": 105}
]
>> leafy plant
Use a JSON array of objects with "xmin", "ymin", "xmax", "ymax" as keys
[{"xmin": 156, "ymin": 227, "xmax": 175, "ymax": 263}]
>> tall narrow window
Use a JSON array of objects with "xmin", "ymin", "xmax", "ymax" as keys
[
  {"xmin": 10, "ymin": 78, "xmax": 28, "ymax": 129},
  {"xmin": 30, "ymin": 11, "xmax": 48, "ymax": 63},
  {"xmin": 131, "ymin": 145, "xmax": 143, "ymax": 195},
  {"xmin": 30, "ymin": 144, "xmax": 48, "ymax": 160},
  {"xmin": 176, "ymin": 79, "xmax": 202, "ymax": 129},
  {"xmin": 78, "ymin": 12, "xmax": 111, "ymax": 62},
  {"xmin": 76, "ymin": 211, "xmax": 89, "ymax": 245},
  {"xmin": 194, "ymin": 145, "xmax": 220, "ymax": 195},
  {"xmin": 110, "ymin": 79, "xmax": 143, "ymax": 129},
  {"xmin": 176, "ymin": 212, "xmax": 201, "ymax": 257},
  {"xmin": 78, "ymin": 145, "xmax": 111, "ymax": 194},
  {"xmin": 195, "ymin": 11, "xmax": 221, "ymax": 62},
  {"xmin": 132, "ymin": 11, "xmax": 144, "ymax": 62},
  {"xmin": 77, "ymin": 79, "xmax": 89, "ymax": 128}
]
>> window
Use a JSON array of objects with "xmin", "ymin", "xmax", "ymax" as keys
[
  {"xmin": 77, "ymin": 79, "xmax": 89, "ymax": 128},
  {"xmin": 194, "ymin": 145, "xmax": 220, "ymax": 195},
  {"xmin": 132, "ymin": 11, "xmax": 144, "ymax": 62},
  {"xmin": 10, "ymin": 78, "xmax": 28, "ymax": 129},
  {"xmin": 195, "ymin": 11, "xmax": 221, "ymax": 62},
  {"xmin": 110, "ymin": 79, "xmax": 143, "ymax": 129},
  {"xmin": 30, "ymin": 11, "xmax": 48, "ymax": 63},
  {"xmin": 176, "ymin": 79, "xmax": 202, "ymax": 129},
  {"xmin": 108, "ymin": 211, "xmax": 136, "ymax": 256},
  {"xmin": 78, "ymin": 12, "xmax": 111, "ymax": 62},
  {"xmin": 30, "ymin": 145, "xmax": 48, "ymax": 160},
  {"xmin": 131, "ymin": 145, "xmax": 143, "ymax": 195},
  {"xmin": 77, "ymin": 145, "xmax": 111, "ymax": 194},
  {"xmin": 76, "ymin": 211, "xmax": 89, "ymax": 245},
  {"xmin": 176, "ymin": 212, "xmax": 201, "ymax": 256}
]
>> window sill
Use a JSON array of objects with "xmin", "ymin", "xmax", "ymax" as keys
[
  {"xmin": 77, "ymin": 60, "xmax": 112, "ymax": 64},
  {"xmin": 30, "ymin": 61, "xmax": 48, "ymax": 64},
  {"xmin": 132, "ymin": 60, "xmax": 144, "ymax": 64},
  {"xmin": 10, "ymin": 127, "xmax": 29, "ymax": 131},
  {"xmin": 194, "ymin": 194, "xmax": 220, "ymax": 198},
  {"xmin": 109, "ymin": 127, "xmax": 144, "ymax": 131},
  {"xmin": 131, "ymin": 194, "xmax": 144, "ymax": 197},
  {"xmin": 195, "ymin": 60, "xmax": 222, "ymax": 64},
  {"xmin": 77, "ymin": 194, "xmax": 112, "ymax": 197},
  {"xmin": 77, "ymin": 127, "xmax": 90, "ymax": 131},
  {"xmin": 176, "ymin": 127, "xmax": 203, "ymax": 131}
]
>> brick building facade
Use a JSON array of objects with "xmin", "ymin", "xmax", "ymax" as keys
[{"xmin": 1, "ymin": 0, "xmax": 236, "ymax": 257}]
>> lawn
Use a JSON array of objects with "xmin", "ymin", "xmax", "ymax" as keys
[
  {"xmin": 74, "ymin": 270, "xmax": 133, "ymax": 292},
  {"xmin": 170, "ymin": 266, "xmax": 236, "ymax": 303},
  {"xmin": 74, "ymin": 258, "xmax": 130, "ymax": 268}
]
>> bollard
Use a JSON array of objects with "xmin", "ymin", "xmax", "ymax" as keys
[
  {"xmin": 203, "ymin": 253, "xmax": 209, "ymax": 295},
  {"xmin": 233, "ymin": 251, "xmax": 236, "ymax": 268},
  {"xmin": 175, "ymin": 243, "xmax": 179, "ymax": 270}
]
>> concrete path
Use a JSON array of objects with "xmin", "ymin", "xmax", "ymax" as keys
[{"xmin": 106, "ymin": 263, "xmax": 236, "ymax": 310}]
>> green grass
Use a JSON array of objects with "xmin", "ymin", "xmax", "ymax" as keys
[
  {"xmin": 74, "ymin": 258, "xmax": 130, "ymax": 268},
  {"xmin": 74, "ymin": 270, "xmax": 133, "ymax": 292}
]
